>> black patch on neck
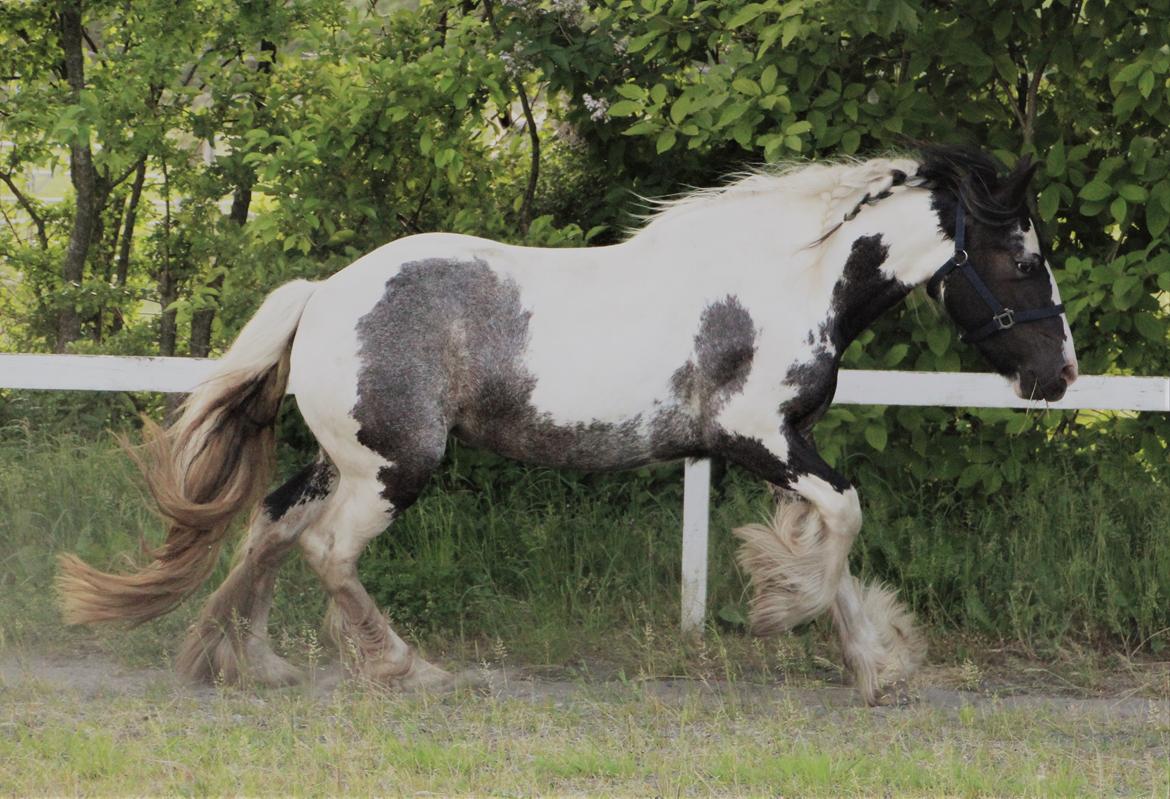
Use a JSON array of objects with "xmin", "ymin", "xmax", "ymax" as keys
[
  {"xmin": 828, "ymin": 234, "xmax": 907, "ymax": 349},
  {"xmin": 780, "ymin": 234, "xmax": 908, "ymax": 432}
]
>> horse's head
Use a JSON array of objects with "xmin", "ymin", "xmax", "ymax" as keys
[{"xmin": 923, "ymin": 148, "xmax": 1078, "ymax": 402}]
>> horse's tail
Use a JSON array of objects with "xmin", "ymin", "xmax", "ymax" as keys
[{"xmin": 57, "ymin": 279, "xmax": 319, "ymax": 626}]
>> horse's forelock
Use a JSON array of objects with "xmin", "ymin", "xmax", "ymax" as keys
[{"xmin": 917, "ymin": 143, "xmax": 1031, "ymax": 227}]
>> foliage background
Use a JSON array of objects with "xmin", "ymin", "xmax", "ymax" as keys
[{"xmin": 2, "ymin": 0, "xmax": 1169, "ymax": 652}]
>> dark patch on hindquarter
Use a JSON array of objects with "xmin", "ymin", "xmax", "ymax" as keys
[{"xmin": 352, "ymin": 258, "xmax": 534, "ymax": 506}]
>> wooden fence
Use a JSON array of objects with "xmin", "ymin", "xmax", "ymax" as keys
[{"xmin": 3, "ymin": 353, "xmax": 1167, "ymax": 633}]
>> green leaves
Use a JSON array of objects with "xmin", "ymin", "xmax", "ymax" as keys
[
  {"xmin": 1037, "ymin": 183, "xmax": 1061, "ymax": 221},
  {"xmin": 726, "ymin": 3, "xmax": 767, "ymax": 29},
  {"xmin": 731, "ymin": 77, "xmax": 761, "ymax": 97},
  {"xmin": 1149, "ymin": 182, "xmax": 1170, "ymax": 237},
  {"xmin": 656, "ymin": 129, "xmax": 677, "ymax": 153},
  {"xmin": 1078, "ymin": 181, "xmax": 1112, "ymax": 202},
  {"xmin": 608, "ymin": 100, "xmax": 642, "ymax": 118},
  {"xmin": 6, "ymin": 0, "xmax": 1170, "ymax": 524},
  {"xmin": 864, "ymin": 422, "xmax": 888, "ymax": 452}
]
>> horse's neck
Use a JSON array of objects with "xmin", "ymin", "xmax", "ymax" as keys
[
  {"xmin": 823, "ymin": 188, "xmax": 953, "ymax": 287},
  {"xmin": 806, "ymin": 188, "xmax": 950, "ymax": 346},
  {"xmin": 618, "ymin": 186, "xmax": 952, "ymax": 351}
]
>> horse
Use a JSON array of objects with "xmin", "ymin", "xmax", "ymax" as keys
[{"xmin": 58, "ymin": 144, "xmax": 1078, "ymax": 705}]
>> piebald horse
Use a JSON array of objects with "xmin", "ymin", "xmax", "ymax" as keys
[{"xmin": 59, "ymin": 145, "xmax": 1077, "ymax": 704}]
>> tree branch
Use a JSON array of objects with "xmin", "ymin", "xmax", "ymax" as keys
[
  {"xmin": 0, "ymin": 202, "xmax": 28, "ymax": 248},
  {"xmin": 0, "ymin": 171, "xmax": 48, "ymax": 249},
  {"xmin": 483, "ymin": 0, "xmax": 540, "ymax": 235},
  {"xmin": 1021, "ymin": 54, "xmax": 1047, "ymax": 151},
  {"xmin": 993, "ymin": 75, "xmax": 1028, "ymax": 130}
]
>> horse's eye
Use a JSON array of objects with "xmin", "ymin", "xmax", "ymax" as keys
[{"xmin": 1016, "ymin": 259, "xmax": 1037, "ymax": 275}]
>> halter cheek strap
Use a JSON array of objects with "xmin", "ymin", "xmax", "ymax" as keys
[{"xmin": 927, "ymin": 203, "xmax": 1065, "ymax": 343}]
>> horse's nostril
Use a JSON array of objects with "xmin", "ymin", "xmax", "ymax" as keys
[{"xmin": 1061, "ymin": 363, "xmax": 1079, "ymax": 386}]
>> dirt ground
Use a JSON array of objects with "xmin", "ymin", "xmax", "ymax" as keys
[
  {"xmin": 4, "ymin": 648, "xmax": 1168, "ymax": 722},
  {"xmin": 4, "ymin": 646, "xmax": 1168, "ymax": 796}
]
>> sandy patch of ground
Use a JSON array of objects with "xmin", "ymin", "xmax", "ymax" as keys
[{"xmin": 3, "ymin": 650, "xmax": 1166, "ymax": 725}]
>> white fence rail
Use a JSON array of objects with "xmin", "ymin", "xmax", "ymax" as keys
[{"xmin": 4, "ymin": 353, "xmax": 1168, "ymax": 634}]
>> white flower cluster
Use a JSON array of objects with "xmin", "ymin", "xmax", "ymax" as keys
[
  {"xmin": 499, "ymin": 0, "xmax": 582, "ymax": 22},
  {"xmin": 499, "ymin": 42, "xmax": 529, "ymax": 78},
  {"xmin": 582, "ymin": 93, "xmax": 610, "ymax": 122},
  {"xmin": 549, "ymin": 0, "xmax": 584, "ymax": 25}
]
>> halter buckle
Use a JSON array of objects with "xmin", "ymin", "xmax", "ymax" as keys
[{"xmin": 994, "ymin": 308, "xmax": 1016, "ymax": 330}]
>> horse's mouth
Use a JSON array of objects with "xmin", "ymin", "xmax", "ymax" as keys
[{"xmin": 1011, "ymin": 374, "xmax": 1069, "ymax": 403}]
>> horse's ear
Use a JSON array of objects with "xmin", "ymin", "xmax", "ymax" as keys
[{"xmin": 996, "ymin": 156, "xmax": 1039, "ymax": 207}]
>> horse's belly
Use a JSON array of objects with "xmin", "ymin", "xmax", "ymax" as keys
[{"xmin": 453, "ymin": 403, "xmax": 699, "ymax": 472}]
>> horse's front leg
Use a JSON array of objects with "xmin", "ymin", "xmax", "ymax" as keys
[
  {"xmin": 715, "ymin": 428, "xmax": 924, "ymax": 704},
  {"xmin": 715, "ymin": 430, "xmax": 861, "ymax": 633}
]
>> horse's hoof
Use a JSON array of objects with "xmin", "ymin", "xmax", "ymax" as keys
[{"xmin": 871, "ymin": 679, "xmax": 917, "ymax": 707}]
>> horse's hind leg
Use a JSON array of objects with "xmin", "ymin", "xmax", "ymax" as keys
[
  {"xmin": 298, "ymin": 471, "xmax": 453, "ymax": 691},
  {"xmin": 176, "ymin": 458, "xmax": 337, "ymax": 686}
]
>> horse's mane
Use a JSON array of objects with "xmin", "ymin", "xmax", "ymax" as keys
[
  {"xmin": 631, "ymin": 144, "xmax": 1029, "ymax": 243},
  {"xmin": 908, "ymin": 143, "xmax": 1032, "ymax": 227}
]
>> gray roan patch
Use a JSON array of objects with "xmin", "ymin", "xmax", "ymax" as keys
[
  {"xmin": 670, "ymin": 294, "xmax": 758, "ymax": 436},
  {"xmin": 351, "ymin": 261, "xmax": 760, "ymax": 505}
]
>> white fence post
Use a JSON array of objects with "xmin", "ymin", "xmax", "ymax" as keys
[{"xmin": 681, "ymin": 457, "xmax": 711, "ymax": 635}]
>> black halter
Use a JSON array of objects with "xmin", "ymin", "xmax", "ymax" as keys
[{"xmin": 927, "ymin": 202, "xmax": 1065, "ymax": 343}]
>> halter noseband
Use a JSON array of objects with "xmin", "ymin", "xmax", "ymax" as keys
[{"xmin": 927, "ymin": 202, "xmax": 1065, "ymax": 343}]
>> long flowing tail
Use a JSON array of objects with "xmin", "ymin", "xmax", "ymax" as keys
[{"xmin": 57, "ymin": 279, "xmax": 319, "ymax": 626}]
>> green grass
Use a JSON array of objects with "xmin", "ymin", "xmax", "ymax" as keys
[
  {"xmin": 1, "ymin": 427, "xmax": 1168, "ymax": 795},
  {"xmin": 2, "ymin": 427, "xmax": 1170, "ymax": 667},
  {"xmin": 1, "ymin": 675, "xmax": 1166, "ymax": 796}
]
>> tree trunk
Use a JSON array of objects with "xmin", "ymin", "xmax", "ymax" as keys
[
  {"xmin": 189, "ymin": 184, "xmax": 250, "ymax": 357},
  {"xmin": 56, "ymin": 0, "xmax": 103, "ymax": 352},
  {"xmin": 189, "ymin": 38, "xmax": 273, "ymax": 357},
  {"xmin": 159, "ymin": 269, "xmax": 178, "ymax": 357},
  {"xmin": 110, "ymin": 157, "xmax": 147, "ymax": 335},
  {"xmin": 158, "ymin": 157, "xmax": 177, "ymax": 357}
]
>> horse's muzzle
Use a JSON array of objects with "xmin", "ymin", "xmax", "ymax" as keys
[{"xmin": 1013, "ymin": 364, "xmax": 1076, "ymax": 402}]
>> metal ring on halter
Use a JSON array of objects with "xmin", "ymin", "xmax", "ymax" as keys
[
  {"xmin": 952, "ymin": 249, "xmax": 969, "ymax": 266},
  {"xmin": 993, "ymin": 308, "xmax": 1015, "ymax": 330}
]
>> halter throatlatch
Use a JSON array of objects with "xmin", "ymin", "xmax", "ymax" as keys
[{"xmin": 927, "ymin": 202, "xmax": 1065, "ymax": 343}]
